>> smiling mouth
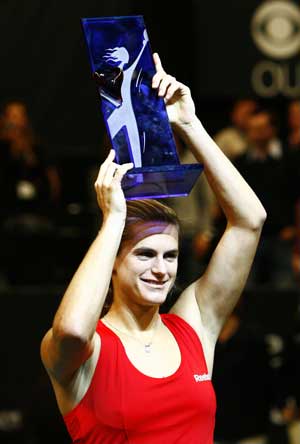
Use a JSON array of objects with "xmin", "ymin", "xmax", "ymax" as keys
[{"xmin": 141, "ymin": 279, "xmax": 168, "ymax": 286}]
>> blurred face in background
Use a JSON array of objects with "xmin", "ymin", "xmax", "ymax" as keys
[
  {"xmin": 2, "ymin": 102, "xmax": 29, "ymax": 129},
  {"xmin": 231, "ymin": 100, "xmax": 257, "ymax": 132},
  {"xmin": 0, "ymin": 101, "xmax": 34, "ymax": 151},
  {"xmin": 246, "ymin": 112, "xmax": 275, "ymax": 149}
]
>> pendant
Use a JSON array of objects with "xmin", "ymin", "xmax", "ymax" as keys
[{"xmin": 144, "ymin": 343, "xmax": 151, "ymax": 353}]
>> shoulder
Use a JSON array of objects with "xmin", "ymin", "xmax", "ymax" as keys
[
  {"xmin": 95, "ymin": 319, "xmax": 121, "ymax": 358},
  {"xmin": 162, "ymin": 313, "xmax": 214, "ymax": 374},
  {"xmin": 162, "ymin": 312, "xmax": 192, "ymax": 327},
  {"xmin": 161, "ymin": 313, "xmax": 204, "ymax": 348},
  {"xmin": 96, "ymin": 319, "xmax": 116, "ymax": 343}
]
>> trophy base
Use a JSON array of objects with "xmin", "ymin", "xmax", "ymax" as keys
[{"xmin": 122, "ymin": 164, "xmax": 204, "ymax": 200}]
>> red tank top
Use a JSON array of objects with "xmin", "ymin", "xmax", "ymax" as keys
[{"xmin": 63, "ymin": 313, "xmax": 216, "ymax": 444}]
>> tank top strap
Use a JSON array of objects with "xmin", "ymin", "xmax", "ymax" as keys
[{"xmin": 161, "ymin": 313, "xmax": 209, "ymax": 374}]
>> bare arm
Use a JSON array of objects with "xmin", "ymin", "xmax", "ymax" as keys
[
  {"xmin": 152, "ymin": 54, "xmax": 266, "ymax": 349},
  {"xmin": 41, "ymin": 151, "xmax": 133, "ymax": 383}
]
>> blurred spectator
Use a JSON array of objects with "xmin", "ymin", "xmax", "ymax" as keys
[
  {"xmin": 0, "ymin": 100, "xmax": 62, "ymax": 285},
  {"xmin": 287, "ymin": 100, "xmax": 300, "ymax": 151},
  {"xmin": 214, "ymin": 99, "xmax": 258, "ymax": 160},
  {"xmin": 213, "ymin": 300, "xmax": 290, "ymax": 444},
  {"xmin": 234, "ymin": 109, "xmax": 298, "ymax": 289},
  {"xmin": 0, "ymin": 100, "xmax": 61, "ymax": 220}
]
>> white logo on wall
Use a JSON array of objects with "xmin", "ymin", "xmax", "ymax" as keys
[
  {"xmin": 251, "ymin": 0, "xmax": 300, "ymax": 97},
  {"xmin": 251, "ymin": 0, "xmax": 300, "ymax": 59}
]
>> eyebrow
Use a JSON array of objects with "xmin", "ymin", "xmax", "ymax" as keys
[{"xmin": 133, "ymin": 247, "xmax": 179, "ymax": 255}]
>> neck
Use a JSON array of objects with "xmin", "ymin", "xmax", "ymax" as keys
[{"xmin": 106, "ymin": 300, "xmax": 160, "ymax": 332}]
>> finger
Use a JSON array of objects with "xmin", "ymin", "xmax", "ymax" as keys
[
  {"xmin": 152, "ymin": 72, "xmax": 163, "ymax": 90},
  {"xmin": 113, "ymin": 162, "xmax": 134, "ymax": 183},
  {"xmin": 102, "ymin": 162, "xmax": 119, "ymax": 188},
  {"xmin": 165, "ymin": 79, "xmax": 179, "ymax": 101},
  {"xmin": 122, "ymin": 162, "xmax": 134, "ymax": 171},
  {"xmin": 100, "ymin": 149, "xmax": 116, "ymax": 173},
  {"xmin": 104, "ymin": 149, "xmax": 116, "ymax": 164},
  {"xmin": 153, "ymin": 52, "xmax": 163, "ymax": 73},
  {"xmin": 101, "ymin": 161, "xmax": 133, "ymax": 189},
  {"xmin": 152, "ymin": 53, "xmax": 165, "ymax": 89},
  {"xmin": 158, "ymin": 75, "xmax": 176, "ymax": 98},
  {"xmin": 95, "ymin": 149, "xmax": 116, "ymax": 185}
]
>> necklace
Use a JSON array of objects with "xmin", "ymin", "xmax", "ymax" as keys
[{"xmin": 103, "ymin": 317, "xmax": 161, "ymax": 354}]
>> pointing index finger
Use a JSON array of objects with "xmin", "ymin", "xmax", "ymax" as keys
[
  {"xmin": 153, "ymin": 52, "xmax": 164, "ymax": 73},
  {"xmin": 152, "ymin": 53, "xmax": 165, "ymax": 89}
]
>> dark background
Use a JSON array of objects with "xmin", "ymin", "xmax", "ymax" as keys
[
  {"xmin": 0, "ymin": 1, "xmax": 299, "ymax": 443},
  {"xmin": 1, "ymin": 0, "xmax": 297, "ymax": 150}
]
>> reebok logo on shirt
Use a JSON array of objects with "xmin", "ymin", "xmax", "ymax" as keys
[{"xmin": 194, "ymin": 374, "xmax": 210, "ymax": 382}]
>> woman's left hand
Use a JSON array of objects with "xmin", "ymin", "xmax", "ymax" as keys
[{"xmin": 152, "ymin": 53, "xmax": 196, "ymax": 128}]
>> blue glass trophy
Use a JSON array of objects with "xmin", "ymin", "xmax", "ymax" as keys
[{"xmin": 81, "ymin": 15, "xmax": 203, "ymax": 200}]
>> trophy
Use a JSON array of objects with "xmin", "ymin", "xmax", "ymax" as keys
[{"xmin": 81, "ymin": 15, "xmax": 203, "ymax": 200}]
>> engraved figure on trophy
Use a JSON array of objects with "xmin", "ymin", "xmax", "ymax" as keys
[
  {"xmin": 94, "ymin": 30, "xmax": 149, "ymax": 168},
  {"xmin": 81, "ymin": 15, "xmax": 204, "ymax": 200}
]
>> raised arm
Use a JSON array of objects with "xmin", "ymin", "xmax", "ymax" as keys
[
  {"xmin": 152, "ymin": 54, "xmax": 266, "ymax": 352},
  {"xmin": 40, "ymin": 151, "xmax": 132, "ymax": 384}
]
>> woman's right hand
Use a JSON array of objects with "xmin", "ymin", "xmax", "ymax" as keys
[{"xmin": 94, "ymin": 150, "xmax": 133, "ymax": 222}]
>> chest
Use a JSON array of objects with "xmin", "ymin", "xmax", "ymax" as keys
[
  {"xmin": 91, "ymin": 330, "xmax": 215, "ymax": 432},
  {"xmin": 119, "ymin": 326, "xmax": 181, "ymax": 378}
]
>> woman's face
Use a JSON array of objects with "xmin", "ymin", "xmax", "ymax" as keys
[{"xmin": 112, "ymin": 223, "xmax": 179, "ymax": 307}]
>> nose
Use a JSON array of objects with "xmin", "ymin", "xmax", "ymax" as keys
[{"xmin": 151, "ymin": 256, "xmax": 167, "ymax": 276}]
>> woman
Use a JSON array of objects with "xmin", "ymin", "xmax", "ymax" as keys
[{"xmin": 41, "ymin": 54, "xmax": 266, "ymax": 443}]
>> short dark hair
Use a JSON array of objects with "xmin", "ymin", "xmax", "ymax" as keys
[{"xmin": 120, "ymin": 199, "xmax": 181, "ymax": 249}]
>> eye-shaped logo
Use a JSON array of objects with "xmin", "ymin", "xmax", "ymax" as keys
[{"xmin": 251, "ymin": 0, "xmax": 300, "ymax": 59}]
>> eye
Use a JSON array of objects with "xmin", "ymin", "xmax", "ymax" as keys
[
  {"xmin": 164, "ymin": 252, "xmax": 178, "ymax": 262},
  {"xmin": 135, "ymin": 249, "xmax": 155, "ymax": 259}
]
